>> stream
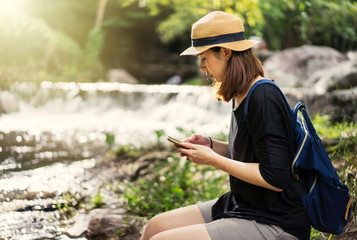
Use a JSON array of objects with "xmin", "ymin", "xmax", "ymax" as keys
[{"xmin": 0, "ymin": 81, "xmax": 231, "ymax": 239}]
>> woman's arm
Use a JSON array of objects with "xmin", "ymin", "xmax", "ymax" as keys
[
  {"xmin": 211, "ymin": 139, "xmax": 229, "ymax": 157},
  {"xmin": 213, "ymin": 153, "xmax": 283, "ymax": 192},
  {"xmin": 178, "ymin": 143, "xmax": 282, "ymax": 192}
]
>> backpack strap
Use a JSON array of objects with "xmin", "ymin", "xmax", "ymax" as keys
[
  {"xmin": 243, "ymin": 79, "xmax": 292, "ymax": 122},
  {"xmin": 292, "ymin": 102, "xmax": 337, "ymax": 175},
  {"xmin": 292, "ymin": 102, "xmax": 321, "ymax": 144}
]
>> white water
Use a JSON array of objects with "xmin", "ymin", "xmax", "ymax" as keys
[
  {"xmin": 0, "ymin": 81, "xmax": 232, "ymax": 239},
  {"xmin": 1, "ymin": 81, "xmax": 231, "ymax": 145}
]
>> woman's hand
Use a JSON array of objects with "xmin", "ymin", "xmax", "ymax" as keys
[
  {"xmin": 177, "ymin": 142, "xmax": 216, "ymax": 166},
  {"xmin": 182, "ymin": 134, "xmax": 211, "ymax": 147}
]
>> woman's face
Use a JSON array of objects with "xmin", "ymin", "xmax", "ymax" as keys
[{"xmin": 198, "ymin": 48, "xmax": 230, "ymax": 82}]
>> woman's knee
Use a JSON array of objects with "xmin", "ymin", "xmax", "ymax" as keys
[
  {"xmin": 142, "ymin": 205, "xmax": 205, "ymax": 240},
  {"xmin": 145, "ymin": 213, "xmax": 167, "ymax": 233},
  {"xmin": 142, "ymin": 213, "xmax": 171, "ymax": 240}
]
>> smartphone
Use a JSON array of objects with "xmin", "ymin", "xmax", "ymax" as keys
[{"xmin": 167, "ymin": 136, "xmax": 188, "ymax": 149}]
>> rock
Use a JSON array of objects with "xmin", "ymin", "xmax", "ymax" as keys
[
  {"xmin": 86, "ymin": 208, "xmax": 144, "ymax": 240},
  {"xmin": 113, "ymin": 151, "xmax": 172, "ymax": 181},
  {"xmin": 63, "ymin": 213, "xmax": 92, "ymax": 238},
  {"xmin": 108, "ymin": 69, "xmax": 139, "ymax": 84},
  {"xmin": 347, "ymin": 51, "xmax": 357, "ymax": 63},
  {"xmin": 309, "ymin": 87, "xmax": 357, "ymax": 123},
  {"xmin": 264, "ymin": 45, "xmax": 347, "ymax": 87},
  {"xmin": 280, "ymin": 86, "xmax": 357, "ymax": 123},
  {"xmin": 312, "ymin": 61, "xmax": 357, "ymax": 94},
  {"xmin": 281, "ymin": 87, "xmax": 314, "ymax": 107}
]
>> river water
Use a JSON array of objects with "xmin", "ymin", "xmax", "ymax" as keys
[{"xmin": 0, "ymin": 81, "xmax": 231, "ymax": 239}]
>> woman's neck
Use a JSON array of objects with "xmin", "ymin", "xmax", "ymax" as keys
[{"xmin": 234, "ymin": 76, "xmax": 265, "ymax": 110}]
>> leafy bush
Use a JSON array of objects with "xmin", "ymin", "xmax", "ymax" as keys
[{"xmin": 123, "ymin": 154, "xmax": 229, "ymax": 217}]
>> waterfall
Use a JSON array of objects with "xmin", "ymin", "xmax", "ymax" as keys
[
  {"xmin": 1, "ymin": 81, "xmax": 231, "ymax": 142},
  {"xmin": 0, "ymin": 81, "xmax": 232, "ymax": 177}
]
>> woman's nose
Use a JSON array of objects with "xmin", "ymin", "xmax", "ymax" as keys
[{"xmin": 200, "ymin": 62, "xmax": 206, "ymax": 72}]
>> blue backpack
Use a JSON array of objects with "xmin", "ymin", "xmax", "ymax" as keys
[{"xmin": 244, "ymin": 79, "xmax": 352, "ymax": 234}]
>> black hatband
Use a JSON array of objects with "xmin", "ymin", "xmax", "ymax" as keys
[{"xmin": 192, "ymin": 32, "xmax": 245, "ymax": 47}]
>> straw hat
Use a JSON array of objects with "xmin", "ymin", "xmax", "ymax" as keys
[{"xmin": 180, "ymin": 11, "xmax": 259, "ymax": 56}]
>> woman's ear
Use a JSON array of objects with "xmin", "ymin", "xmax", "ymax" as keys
[{"xmin": 220, "ymin": 47, "xmax": 232, "ymax": 61}]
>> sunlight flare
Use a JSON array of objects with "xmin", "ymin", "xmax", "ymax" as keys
[{"xmin": 0, "ymin": 0, "xmax": 23, "ymax": 17}]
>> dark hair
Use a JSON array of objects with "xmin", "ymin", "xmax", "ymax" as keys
[{"xmin": 210, "ymin": 47, "xmax": 264, "ymax": 102}]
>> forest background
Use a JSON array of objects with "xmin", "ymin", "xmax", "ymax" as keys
[{"xmin": 1, "ymin": 0, "xmax": 357, "ymax": 87}]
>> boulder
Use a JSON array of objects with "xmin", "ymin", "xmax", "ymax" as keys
[
  {"xmin": 86, "ymin": 208, "xmax": 144, "ymax": 240},
  {"xmin": 281, "ymin": 86, "xmax": 357, "ymax": 123},
  {"xmin": 312, "ymin": 61, "xmax": 357, "ymax": 94},
  {"xmin": 264, "ymin": 45, "xmax": 347, "ymax": 87},
  {"xmin": 347, "ymin": 51, "xmax": 357, "ymax": 63},
  {"xmin": 309, "ymin": 87, "xmax": 357, "ymax": 123}
]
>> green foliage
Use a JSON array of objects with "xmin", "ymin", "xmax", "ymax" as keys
[
  {"xmin": 310, "ymin": 228, "xmax": 336, "ymax": 240},
  {"xmin": 115, "ymin": 216, "xmax": 140, "ymax": 238},
  {"xmin": 310, "ymin": 228, "xmax": 323, "ymax": 239},
  {"xmin": 90, "ymin": 190, "xmax": 105, "ymax": 208},
  {"xmin": 0, "ymin": 0, "xmax": 105, "ymax": 86},
  {"xmin": 183, "ymin": 78, "xmax": 203, "ymax": 86},
  {"xmin": 313, "ymin": 114, "xmax": 357, "ymax": 167},
  {"xmin": 85, "ymin": 28, "xmax": 105, "ymax": 68},
  {"xmin": 212, "ymin": 130, "xmax": 229, "ymax": 142},
  {"xmin": 123, "ymin": 155, "xmax": 229, "ymax": 217},
  {"xmin": 154, "ymin": 129, "xmax": 166, "ymax": 147},
  {"xmin": 312, "ymin": 114, "xmax": 357, "ymax": 140},
  {"xmin": 259, "ymin": 0, "xmax": 357, "ymax": 51},
  {"xmin": 0, "ymin": 13, "xmax": 82, "ymax": 66},
  {"xmin": 56, "ymin": 192, "xmax": 83, "ymax": 219},
  {"xmin": 1, "ymin": 0, "xmax": 356, "ymax": 87},
  {"xmin": 175, "ymin": 127, "xmax": 195, "ymax": 138},
  {"xmin": 121, "ymin": 0, "xmax": 263, "ymax": 44},
  {"xmin": 105, "ymin": 132, "xmax": 116, "ymax": 149},
  {"xmin": 115, "ymin": 144, "xmax": 137, "ymax": 158},
  {"xmin": 120, "ymin": 0, "xmax": 357, "ymax": 52}
]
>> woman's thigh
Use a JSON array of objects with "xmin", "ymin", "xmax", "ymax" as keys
[
  {"xmin": 141, "ymin": 204, "xmax": 206, "ymax": 240},
  {"xmin": 150, "ymin": 223, "xmax": 211, "ymax": 240}
]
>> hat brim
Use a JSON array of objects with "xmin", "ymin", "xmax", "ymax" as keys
[{"xmin": 180, "ymin": 40, "xmax": 260, "ymax": 56}]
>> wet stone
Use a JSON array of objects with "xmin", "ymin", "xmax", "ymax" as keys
[{"xmin": 85, "ymin": 208, "xmax": 144, "ymax": 240}]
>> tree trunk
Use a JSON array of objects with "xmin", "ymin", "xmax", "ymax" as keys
[{"xmin": 95, "ymin": 0, "xmax": 108, "ymax": 29}]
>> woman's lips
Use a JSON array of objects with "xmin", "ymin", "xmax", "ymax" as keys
[{"xmin": 205, "ymin": 72, "xmax": 214, "ymax": 79}]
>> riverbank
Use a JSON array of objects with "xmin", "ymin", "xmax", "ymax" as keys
[
  {"xmin": 59, "ymin": 123, "xmax": 356, "ymax": 239},
  {"xmin": 61, "ymin": 142, "xmax": 229, "ymax": 239}
]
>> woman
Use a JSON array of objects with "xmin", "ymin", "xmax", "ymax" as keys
[{"xmin": 141, "ymin": 11, "xmax": 310, "ymax": 240}]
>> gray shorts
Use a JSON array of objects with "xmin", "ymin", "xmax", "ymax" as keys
[{"xmin": 197, "ymin": 199, "xmax": 298, "ymax": 240}]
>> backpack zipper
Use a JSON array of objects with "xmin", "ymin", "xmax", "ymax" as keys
[{"xmin": 310, "ymin": 174, "xmax": 318, "ymax": 193}]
